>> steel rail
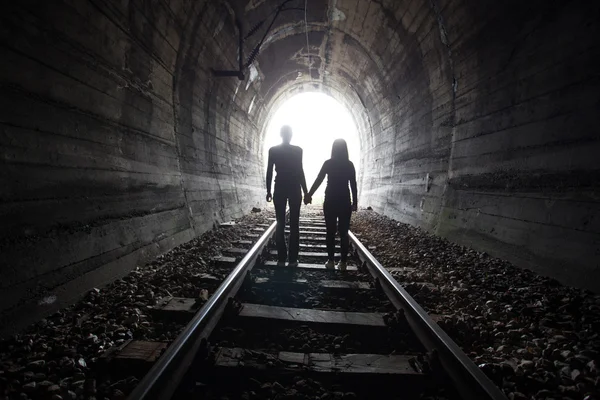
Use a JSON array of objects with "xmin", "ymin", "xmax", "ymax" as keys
[
  {"xmin": 127, "ymin": 220, "xmax": 278, "ymax": 400},
  {"xmin": 348, "ymin": 231, "xmax": 508, "ymax": 400}
]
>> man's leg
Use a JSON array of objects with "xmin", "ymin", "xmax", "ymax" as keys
[
  {"xmin": 287, "ymin": 187, "xmax": 302, "ymax": 264},
  {"xmin": 273, "ymin": 191, "xmax": 288, "ymax": 263},
  {"xmin": 338, "ymin": 203, "xmax": 352, "ymax": 262},
  {"xmin": 323, "ymin": 202, "xmax": 337, "ymax": 261}
]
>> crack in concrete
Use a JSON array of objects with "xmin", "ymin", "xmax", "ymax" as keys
[
  {"xmin": 429, "ymin": 0, "xmax": 457, "ymax": 104},
  {"xmin": 429, "ymin": 0, "xmax": 458, "ymax": 235}
]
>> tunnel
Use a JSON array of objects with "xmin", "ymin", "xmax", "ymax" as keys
[{"xmin": 1, "ymin": 0, "xmax": 599, "ymax": 334}]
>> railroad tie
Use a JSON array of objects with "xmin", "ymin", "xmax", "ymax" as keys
[
  {"xmin": 237, "ymin": 304, "xmax": 385, "ymax": 327},
  {"xmin": 259, "ymin": 260, "xmax": 358, "ymax": 271},
  {"xmin": 252, "ymin": 277, "xmax": 372, "ymax": 291},
  {"xmin": 214, "ymin": 347, "xmax": 425, "ymax": 381}
]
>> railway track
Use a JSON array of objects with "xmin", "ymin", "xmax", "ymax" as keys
[{"xmin": 115, "ymin": 208, "xmax": 507, "ymax": 400}]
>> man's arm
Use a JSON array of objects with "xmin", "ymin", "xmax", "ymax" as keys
[
  {"xmin": 299, "ymin": 148, "xmax": 308, "ymax": 196},
  {"xmin": 350, "ymin": 162, "xmax": 358, "ymax": 211},
  {"xmin": 266, "ymin": 148, "xmax": 274, "ymax": 201}
]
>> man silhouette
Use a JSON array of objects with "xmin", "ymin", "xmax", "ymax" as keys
[{"xmin": 266, "ymin": 125, "xmax": 308, "ymax": 267}]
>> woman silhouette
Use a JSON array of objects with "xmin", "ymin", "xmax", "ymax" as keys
[{"xmin": 305, "ymin": 139, "xmax": 357, "ymax": 270}]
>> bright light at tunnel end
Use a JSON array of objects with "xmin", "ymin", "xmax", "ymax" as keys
[{"xmin": 263, "ymin": 92, "xmax": 361, "ymax": 203}]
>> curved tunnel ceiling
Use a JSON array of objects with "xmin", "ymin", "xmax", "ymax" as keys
[{"xmin": 234, "ymin": 0, "xmax": 447, "ymax": 150}]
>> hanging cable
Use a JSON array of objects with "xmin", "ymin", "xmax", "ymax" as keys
[
  {"xmin": 214, "ymin": 0, "xmax": 307, "ymax": 77},
  {"xmin": 244, "ymin": 20, "xmax": 265, "ymax": 40},
  {"xmin": 304, "ymin": 0, "xmax": 311, "ymax": 80},
  {"xmin": 243, "ymin": 0, "xmax": 304, "ymax": 69}
]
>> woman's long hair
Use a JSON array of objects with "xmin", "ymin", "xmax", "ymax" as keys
[{"xmin": 331, "ymin": 139, "xmax": 349, "ymax": 161}]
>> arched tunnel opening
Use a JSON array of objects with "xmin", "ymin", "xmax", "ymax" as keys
[
  {"xmin": 262, "ymin": 92, "xmax": 361, "ymax": 203},
  {"xmin": 0, "ymin": 0, "xmax": 599, "ymax": 397}
]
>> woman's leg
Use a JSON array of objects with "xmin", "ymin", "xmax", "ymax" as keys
[
  {"xmin": 323, "ymin": 202, "xmax": 337, "ymax": 261},
  {"xmin": 338, "ymin": 203, "xmax": 352, "ymax": 262}
]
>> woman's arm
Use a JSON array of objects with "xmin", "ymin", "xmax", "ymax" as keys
[
  {"xmin": 308, "ymin": 161, "xmax": 328, "ymax": 196},
  {"xmin": 350, "ymin": 162, "xmax": 358, "ymax": 211}
]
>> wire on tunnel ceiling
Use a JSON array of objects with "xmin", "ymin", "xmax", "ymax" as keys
[
  {"xmin": 243, "ymin": 0, "xmax": 305, "ymax": 69},
  {"xmin": 244, "ymin": 4, "xmax": 305, "ymax": 41},
  {"xmin": 212, "ymin": 0, "xmax": 306, "ymax": 80}
]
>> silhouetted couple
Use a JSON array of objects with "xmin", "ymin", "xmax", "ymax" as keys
[{"xmin": 265, "ymin": 125, "xmax": 358, "ymax": 271}]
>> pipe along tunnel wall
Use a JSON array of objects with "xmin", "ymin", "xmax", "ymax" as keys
[{"xmin": 1, "ymin": 0, "xmax": 599, "ymax": 332}]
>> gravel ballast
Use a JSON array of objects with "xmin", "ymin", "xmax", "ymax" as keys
[
  {"xmin": 351, "ymin": 209, "xmax": 600, "ymax": 400},
  {"xmin": 0, "ymin": 210, "xmax": 273, "ymax": 400},
  {"xmin": 3, "ymin": 206, "xmax": 598, "ymax": 400}
]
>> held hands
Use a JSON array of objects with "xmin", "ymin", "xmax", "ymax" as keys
[{"xmin": 267, "ymin": 192, "xmax": 314, "ymax": 205}]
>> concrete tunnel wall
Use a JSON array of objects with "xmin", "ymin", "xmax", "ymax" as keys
[{"xmin": 0, "ymin": 0, "xmax": 599, "ymax": 331}]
